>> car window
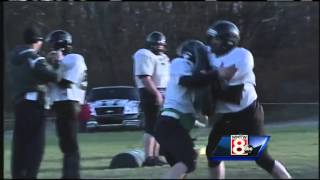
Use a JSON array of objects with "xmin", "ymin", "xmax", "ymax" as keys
[{"xmin": 87, "ymin": 88, "xmax": 139, "ymax": 102}]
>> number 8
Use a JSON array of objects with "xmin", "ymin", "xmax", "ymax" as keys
[{"xmin": 232, "ymin": 139, "xmax": 245, "ymax": 155}]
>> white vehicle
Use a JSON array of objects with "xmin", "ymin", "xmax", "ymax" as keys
[{"xmin": 84, "ymin": 86, "xmax": 143, "ymax": 132}]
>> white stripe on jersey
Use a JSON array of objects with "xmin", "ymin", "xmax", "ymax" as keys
[
  {"xmin": 28, "ymin": 57, "xmax": 45, "ymax": 68},
  {"xmin": 18, "ymin": 48, "xmax": 34, "ymax": 55},
  {"xmin": 161, "ymin": 111, "xmax": 180, "ymax": 120}
]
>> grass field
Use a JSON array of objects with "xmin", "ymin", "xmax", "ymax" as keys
[{"xmin": 3, "ymin": 119, "xmax": 319, "ymax": 179}]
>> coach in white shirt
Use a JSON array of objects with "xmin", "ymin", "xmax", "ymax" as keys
[
  {"xmin": 133, "ymin": 31, "xmax": 170, "ymax": 166},
  {"xmin": 205, "ymin": 20, "xmax": 292, "ymax": 179},
  {"xmin": 46, "ymin": 30, "xmax": 87, "ymax": 179}
]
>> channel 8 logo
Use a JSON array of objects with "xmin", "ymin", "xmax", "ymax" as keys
[
  {"xmin": 231, "ymin": 135, "xmax": 250, "ymax": 155},
  {"xmin": 210, "ymin": 135, "xmax": 270, "ymax": 161}
]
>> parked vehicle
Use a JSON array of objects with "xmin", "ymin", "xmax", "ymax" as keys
[{"xmin": 81, "ymin": 86, "xmax": 143, "ymax": 132}]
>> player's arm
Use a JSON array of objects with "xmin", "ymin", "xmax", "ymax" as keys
[
  {"xmin": 59, "ymin": 54, "xmax": 87, "ymax": 89},
  {"xmin": 59, "ymin": 70, "xmax": 87, "ymax": 90},
  {"xmin": 134, "ymin": 53, "xmax": 163, "ymax": 105},
  {"xmin": 46, "ymin": 50, "xmax": 63, "ymax": 70},
  {"xmin": 45, "ymin": 50, "xmax": 73, "ymax": 89},
  {"xmin": 233, "ymin": 50, "xmax": 254, "ymax": 80},
  {"xmin": 179, "ymin": 71, "xmax": 219, "ymax": 87},
  {"xmin": 139, "ymin": 75, "xmax": 162, "ymax": 98},
  {"xmin": 179, "ymin": 65, "xmax": 237, "ymax": 88},
  {"xmin": 177, "ymin": 59, "xmax": 215, "ymax": 88},
  {"xmin": 30, "ymin": 54, "xmax": 62, "ymax": 83},
  {"xmin": 208, "ymin": 69, "xmax": 244, "ymax": 104},
  {"xmin": 215, "ymin": 52, "xmax": 253, "ymax": 104},
  {"xmin": 58, "ymin": 79, "xmax": 73, "ymax": 89}
]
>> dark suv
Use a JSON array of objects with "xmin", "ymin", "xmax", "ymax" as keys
[{"xmin": 84, "ymin": 86, "xmax": 143, "ymax": 132}]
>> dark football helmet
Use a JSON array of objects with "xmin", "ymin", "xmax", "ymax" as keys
[
  {"xmin": 145, "ymin": 31, "xmax": 167, "ymax": 55},
  {"xmin": 176, "ymin": 39, "xmax": 211, "ymax": 73},
  {"xmin": 46, "ymin": 30, "xmax": 72, "ymax": 54},
  {"xmin": 206, "ymin": 20, "xmax": 240, "ymax": 56}
]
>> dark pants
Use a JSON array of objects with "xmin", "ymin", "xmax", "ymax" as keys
[
  {"xmin": 139, "ymin": 88, "xmax": 164, "ymax": 136},
  {"xmin": 11, "ymin": 100, "xmax": 46, "ymax": 179},
  {"xmin": 154, "ymin": 116, "xmax": 197, "ymax": 173},
  {"xmin": 206, "ymin": 100, "xmax": 275, "ymax": 173},
  {"xmin": 140, "ymin": 103, "xmax": 161, "ymax": 136},
  {"xmin": 52, "ymin": 100, "xmax": 81, "ymax": 179}
]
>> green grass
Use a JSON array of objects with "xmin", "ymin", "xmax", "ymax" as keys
[{"xmin": 3, "ymin": 121, "xmax": 319, "ymax": 179}]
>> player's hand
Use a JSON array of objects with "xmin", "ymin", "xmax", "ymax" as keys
[
  {"xmin": 46, "ymin": 50, "xmax": 64, "ymax": 69},
  {"xmin": 218, "ymin": 64, "xmax": 237, "ymax": 81},
  {"xmin": 46, "ymin": 51, "xmax": 63, "ymax": 64}
]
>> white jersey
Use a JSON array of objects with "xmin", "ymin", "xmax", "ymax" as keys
[
  {"xmin": 163, "ymin": 57, "xmax": 196, "ymax": 114},
  {"xmin": 133, "ymin": 48, "xmax": 170, "ymax": 88},
  {"xmin": 48, "ymin": 53, "xmax": 87, "ymax": 105},
  {"xmin": 209, "ymin": 47, "xmax": 257, "ymax": 113}
]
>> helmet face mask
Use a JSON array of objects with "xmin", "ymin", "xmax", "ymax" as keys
[
  {"xmin": 206, "ymin": 20, "xmax": 240, "ymax": 56},
  {"xmin": 146, "ymin": 31, "xmax": 167, "ymax": 55},
  {"xmin": 46, "ymin": 30, "xmax": 73, "ymax": 54},
  {"xmin": 150, "ymin": 44, "xmax": 166, "ymax": 54},
  {"xmin": 207, "ymin": 36, "xmax": 231, "ymax": 56}
]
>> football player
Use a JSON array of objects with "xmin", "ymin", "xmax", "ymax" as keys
[
  {"xmin": 154, "ymin": 40, "xmax": 237, "ymax": 179},
  {"xmin": 205, "ymin": 20, "xmax": 292, "ymax": 179},
  {"xmin": 46, "ymin": 30, "xmax": 88, "ymax": 178},
  {"xmin": 133, "ymin": 31, "xmax": 170, "ymax": 166}
]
